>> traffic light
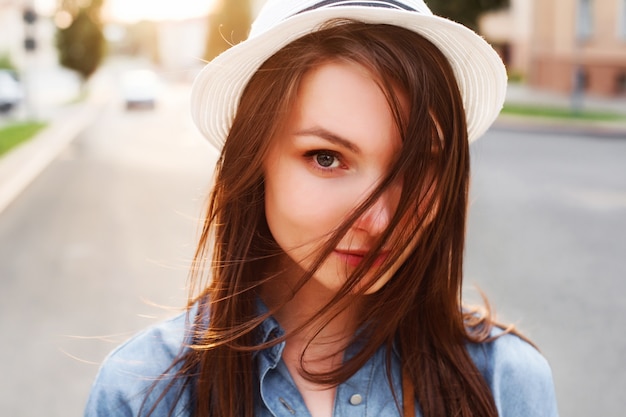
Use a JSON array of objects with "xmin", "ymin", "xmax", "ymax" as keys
[
  {"xmin": 23, "ymin": 7, "xmax": 37, "ymax": 52},
  {"xmin": 24, "ymin": 38, "xmax": 36, "ymax": 51},
  {"xmin": 23, "ymin": 8, "xmax": 37, "ymax": 24}
]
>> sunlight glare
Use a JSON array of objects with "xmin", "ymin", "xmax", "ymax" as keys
[
  {"xmin": 35, "ymin": 0, "xmax": 217, "ymax": 22},
  {"xmin": 104, "ymin": 0, "xmax": 218, "ymax": 23}
]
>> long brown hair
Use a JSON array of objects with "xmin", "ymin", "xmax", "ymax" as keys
[{"xmin": 145, "ymin": 21, "xmax": 507, "ymax": 417}]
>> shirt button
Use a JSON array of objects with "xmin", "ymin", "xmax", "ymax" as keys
[{"xmin": 349, "ymin": 394, "xmax": 363, "ymax": 405}]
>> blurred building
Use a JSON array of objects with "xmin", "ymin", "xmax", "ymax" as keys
[
  {"xmin": 0, "ymin": 0, "xmax": 27, "ymax": 67},
  {"xmin": 0, "ymin": 1, "xmax": 82, "ymax": 114},
  {"xmin": 0, "ymin": 0, "xmax": 61, "ymax": 70},
  {"xmin": 155, "ymin": 18, "xmax": 207, "ymax": 76},
  {"xmin": 115, "ymin": 0, "xmax": 268, "ymax": 79},
  {"xmin": 481, "ymin": 0, "xmax": 626, "ymax": 97}
]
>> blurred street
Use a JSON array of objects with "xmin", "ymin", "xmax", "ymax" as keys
[
  {"xmin": 0, "ymin": 75, "xmax": 216, "ymax": 416},
  {"xmin": 465, "ymin": 127, "xmax": 626, "ymax": 417},
  {"xmin": 0, "ymin": 67, "xmax": 625, "ymax": 417}
]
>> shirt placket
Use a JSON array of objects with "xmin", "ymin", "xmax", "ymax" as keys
[
  {"xmin": 259, "ymin": 351, "xmax": 313, "ymax": 416},
  {"xmin": 332, "ymin": 352, "xmax": 375, "ymax": 416}
]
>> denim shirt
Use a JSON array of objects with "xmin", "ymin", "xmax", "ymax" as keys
[{"xmin": 84, "ymin": 307, "xmax": 559, "ymax": 417}]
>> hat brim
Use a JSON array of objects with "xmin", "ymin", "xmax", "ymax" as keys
[{"xmin": 191, "ymin": 7, "xmax": 507, "ymax": 150}]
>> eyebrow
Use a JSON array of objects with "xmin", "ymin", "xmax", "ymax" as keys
[{"xmin": 294, "ymin": 127, "xmax": 362, "ymax": 154}]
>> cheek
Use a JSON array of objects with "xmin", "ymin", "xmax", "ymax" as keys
[{"xmin": 264, "ymin": 165, "xmax": 348, "ymax": 253}]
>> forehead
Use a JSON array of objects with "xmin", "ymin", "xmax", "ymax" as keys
[{"xmin": 278, "ymin": 61, "xmax": 406, "ymax": 156}]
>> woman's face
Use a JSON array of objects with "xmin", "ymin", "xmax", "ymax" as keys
[{"xmin": 263, "ymin": 61, "xmax": 414, "ymax": 294}]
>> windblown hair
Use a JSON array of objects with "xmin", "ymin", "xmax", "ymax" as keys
[{"xmin": 143, "ymin": 21, "xmax": 510, "ymax": 417}]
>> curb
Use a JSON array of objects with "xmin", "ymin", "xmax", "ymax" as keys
[
  {"xmin": 493, "ymin": 114, "xmax": 626, "ymax": 139},
  {"xmin": 0, "ymin": 98, "xmax": 105, "ymax": 215}
]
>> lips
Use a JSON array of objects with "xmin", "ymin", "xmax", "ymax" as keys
[{"xmin": 334, "ymin": 249, "xmax": 389, "ymax": 267}]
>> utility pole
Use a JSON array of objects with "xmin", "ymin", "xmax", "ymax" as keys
[
  {"xmin": 571, "ymin": 0, "xmax": 591, "ymax": 115},
  {"xmin": 22, "ymin": 0, "xmax": 37, "ymax": 120}
]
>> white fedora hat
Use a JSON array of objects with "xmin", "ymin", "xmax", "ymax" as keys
[{"xmin": 191, "ymin": 0, "xmax": 507, "ymax": 150}]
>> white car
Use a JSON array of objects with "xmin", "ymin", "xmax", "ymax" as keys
[
  {"xmin": 0, "ymin": 70, "xmax": 23, "ymax": 113},
  {"xmin": 120, "ymin": 69, "xmax": 160, "ymax": 110}
]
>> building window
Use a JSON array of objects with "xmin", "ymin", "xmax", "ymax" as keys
[
  {"xmin": 576, "ymin": 0, "xmax": 594, "ymax": 40},
  {"xmin": 619, "ymin": 0, "xmax": 626, "ymax": 39}
]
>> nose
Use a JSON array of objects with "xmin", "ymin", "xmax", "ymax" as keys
[{"xmin": 354, "ymin": 191, "xmax": 396, "ymax": 236}]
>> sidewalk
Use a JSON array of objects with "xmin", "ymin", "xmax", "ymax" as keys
[
  {"xmin": 0, "ymin": 75, "xmax": 110, "ymax": 215},
  {"xmin": 0, "ymin": 57, "xmax": 162, "ymax": 215},
  {"xmin": 506, "ymin": 83, "xmax": 626, "ymax": 115}
]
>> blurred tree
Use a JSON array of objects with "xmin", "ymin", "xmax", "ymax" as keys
[
  {"xmin": 204, "ymin": 0, "xmax": 252, "ymax": 61},
  {"xmin": 55, "ymin": 0, "xmax": 106, "ymax": 83},
  {"xmin": 427, "ymin": 0, "xmax": 510, "ymax": 31}
]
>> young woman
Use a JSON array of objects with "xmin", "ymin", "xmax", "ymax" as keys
[{"xmin": 85, "ymin": 1, "xmax": 559, "ymax": 416}]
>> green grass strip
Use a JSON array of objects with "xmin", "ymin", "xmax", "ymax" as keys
[
  {"xmin": 0, "ymin": 121, "xmax": 47, "ymax": 156},
  {"xmin": 502, "ymin": 104, "xmax": 626, "ymax": 122}
]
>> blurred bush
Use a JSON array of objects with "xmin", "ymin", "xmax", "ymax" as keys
[{"xmin": 0, "ymin": 53, "xmax": 17, "ymax": 72}]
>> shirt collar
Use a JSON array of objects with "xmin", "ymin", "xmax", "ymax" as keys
[{"xmin": 253, "ymin": 297, "xmax": 285, "ymax": 364}]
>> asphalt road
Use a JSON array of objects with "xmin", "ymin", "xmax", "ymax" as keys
[
  {"xmin": 466, "ymin": 126, "xmax": 626, "ymax": 417},
  {"xmin": 0, "ymin": 84, "xmax": 624, "ymax": 415},
  {"xmin": 0, "ymin": 82, "xmax": 216, "ymax": 416}
]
